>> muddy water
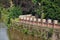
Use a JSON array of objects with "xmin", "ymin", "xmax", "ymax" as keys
[{"xmin": 9, "ymin": 28, "xmax": 41, "ymax": 40}]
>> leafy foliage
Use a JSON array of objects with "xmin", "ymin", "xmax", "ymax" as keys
[
  {"xmin": 6, "ymin": 6, "xmax": 22, "ymax": 24},
  {"xmin": 48, "ymin": 28, "xmax": 53, "ymax": 38},
  {"xmin": 8, "ymin": 6, "xmax": 22, "ymax": 19},
  {"xmin": 0, "ymin": 5, "xmax": 22, "ymax": 24},
  {"xmin": 32, "ymin": 0, "xmax": 60, "ymax": 21},
  {"xmin": 0, "ymin": 7, "xmax": 9, "ymax": 23},
  {"xmin": 0, "ymin": 0, "xmax": 60, "ymax": 22}
]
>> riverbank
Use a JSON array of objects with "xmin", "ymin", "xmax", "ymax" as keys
[
  {"xmin": 8, "ymin": 27, "xmax": 41, "ymax": 40},
  {"xmin": 8, "ymin": 21, "xmax": 60, "ymax": 40}
]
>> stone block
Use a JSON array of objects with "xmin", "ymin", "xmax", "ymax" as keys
[
  {"xmin": 30, "ymin": 17, "xmax": 33, "ymax": 21},
  {"xmin": 38, "ymin": 19, "xmax": 41, "ymax": 22},
  {"xmin": 48, "ymin": 19, "xmax": 52, "ymax": 23},
  {"xmin": 42, "ymin": 19, "xmax": 46, "ymax": 23},
  {"xmin": 54, "ymin": 20, "xmax": 58, "ymax": 24},
  {"xmin": 27, "ymin": 17, "xmax": 29, "ymax": 20},
  {"xmin": 34, "ymin": 18, "xmax": 36, "ymax": 21},
  {"xmin": 24, "ymin": 17, "xmax": 26, "ymax": 20}
]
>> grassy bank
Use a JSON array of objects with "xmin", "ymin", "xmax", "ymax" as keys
[{"xmin": 8, "ymin": 27, "xmax": 41, "ymax": 40}]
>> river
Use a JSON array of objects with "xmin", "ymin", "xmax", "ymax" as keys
[{"xmin": 0, "ymin": 23, "xmax": 9, "ymax": 40}]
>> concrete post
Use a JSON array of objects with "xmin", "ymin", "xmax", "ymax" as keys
[
  {"xmin": 26, "ymin": 17, "xmax": 29, "ymax": 24},
  {"xmin": 24, "ymin": 17, "xmax": 26, "ymax": 23},
  {"xmin": 19, "ymin": 16, "xmax": 24, "ymax": 23},
  {"xmin": 47, "ymin": 19, "xmax": 52, "ymax": 28},
  {"xmin": 33, "ymin": 18, "xmax": 36, "ymax": 25},
  {"xmin": 38, "ymin": 19, "xmax": 41, "ymax": 26},
  {"xmin": 30, "ymin": 17, "xmax": 33, "ymax": 24},
  {"xmin": 42, "ymin": 19, "xmax": 46, "ymax": 27},
  {"xmin": 53, "ymin": 20, "xmax": 58, "ymax": 28}
]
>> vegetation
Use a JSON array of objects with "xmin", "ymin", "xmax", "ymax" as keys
[
  {"xmin": 0, "ymin": 0, "xmax": 60, "ymax": 40},
  {"xmin": 32, "ymin": 0, "xmax": 60, "ymax": 22},
  {"xmin": 8, "ymin": 21, "xmax": 54, "ymax": 40},
  {"xmin": 0, "ymin": 0, "xmax": 60, "ymax": 22},
  {"xmin": 0, "ymin": 6, "xmax": 22, "ymax": 24}
]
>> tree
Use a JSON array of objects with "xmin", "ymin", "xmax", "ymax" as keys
[
  {"xmin": 10, "ymin": 0, "xmax": 13, "ymax": 7},
  {"xmin": 7, "ymin": 6, "xmax": 22, "ymax": 24},
  {"xmin": 0, "ymin": 0, "xmax": 10, "ymax": 8},
  {"xmin": 32, "ymin": 0, "xmax": 60, "ymax": 22},
  {"xmin": 8, "ymin": 6, "xmax": 22, "ymax": 19}
]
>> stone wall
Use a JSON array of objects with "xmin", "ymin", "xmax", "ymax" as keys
[
  {"xmin": 11, "ymin": 21, "xmax": 60, "ymax": 40},
  {"xmin": 19, "ymin": 14, "xmax": 60, "ymax": 29}
]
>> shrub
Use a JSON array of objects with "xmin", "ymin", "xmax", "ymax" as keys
[
  {"xmin": 48, "ymin": 28, "xmax": 53, "ymax": 38},
  {"xmin": 8, "ymin": 6, "xmax": 22, "ymax": 19}
]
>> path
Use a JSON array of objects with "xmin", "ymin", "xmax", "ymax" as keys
[{"xmin": 0, "ymin": 23, "xmax": 9, "ymax": 40}]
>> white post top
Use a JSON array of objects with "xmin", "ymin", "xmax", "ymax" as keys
[
  {"xmin": 19, "ymin": 14, "xmax": 32, "ymax": 17},
  {"xmin": 42, "ymin": 19, "xmax": 46, "ymax": 23},
  {"xmin": 21, "ymin": 17, "xmax": 24, "ymax": 19},
  {"xmin": 54, "ymin": 20, "xmax": 58, "ymax": 24},
  {"xmin": 48, "ymin": 19, "xmax": 52, "ymax": 23},
  {"xmin": 34, "ymin": 18, "xmax": 36, "ymax": 21},
  {"xmin": 24, "ymin": 17, "xmax": 26, "ymax": 20},
  {"xmin": 19, "ymin": 16, "xmax": 24, "ymax": 19},
  {"xmin": 19, "ymin": 16, "xmax": 23, "ymax": 18},
  {"xmin": 30, "ymin": 17, "xmax": 33, "ymax": 21},
  {"xmin": 32, "ymin": 16, "xmax": 35, "ymax": 18},
  {"xmin": 26, "ymin": 14, "xmax": 32, "ymax": 16},
  {"xmin": 38, "ymin": 19, "xmax": 41, "ymax": 22},
  {"xmin": 27, "ymin": 17, "xmax": 29, "ymax": 20}
]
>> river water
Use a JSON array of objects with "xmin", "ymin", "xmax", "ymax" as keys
[{"xmin": 0, "ymin": 23, "xmax": 9, "ymax": 40}]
